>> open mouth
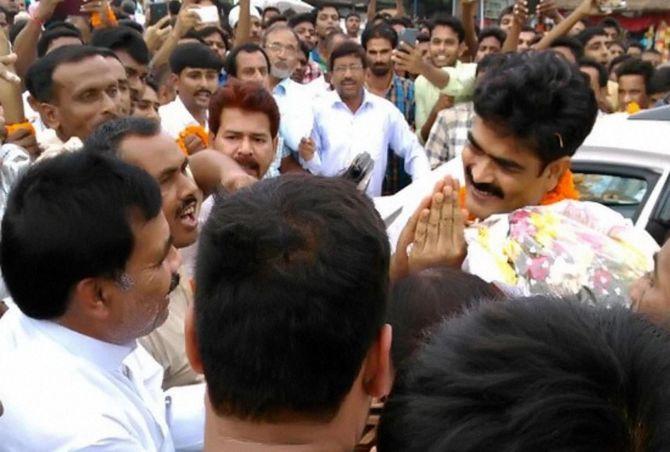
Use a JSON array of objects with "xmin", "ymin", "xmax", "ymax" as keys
[
  {"xmin": 195, "ymin": 91, "xmax": 211, "ymax": 102},
  {"xmin": 177, "ymin": 201, "xmax": 198, "ymax": 230}
]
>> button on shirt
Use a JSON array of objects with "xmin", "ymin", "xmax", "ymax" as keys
[
  {"xmin": 159, "ymin": 96, "xmax": 207, "ymax": 139},
  {"xmin": 305, "ymin": 89, "xmax": 431, "ymax": 197},
  {"xmin": 0, "ymin": 306, "xmax": 205, "ymax": 451}
]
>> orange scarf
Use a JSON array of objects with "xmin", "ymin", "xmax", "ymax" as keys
[{"xmin": 459, "ymin": 170, "xmax": 579, "ymax": 217}]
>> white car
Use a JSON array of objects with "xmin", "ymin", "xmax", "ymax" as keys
[{"xmin": 377, "ymin": 109, "xmax": 670, "ymax": 247}]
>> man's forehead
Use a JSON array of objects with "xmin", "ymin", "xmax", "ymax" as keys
[
  {"xmin": 119, "ymin": 133, "xmax": 184, "ymax": 175},
  {"xmin": 53, "ymin": 56, "xmax": 117, "ymax": 90},
  {"xmin": 267, "ymin": 29, "xmax": 298, "ymax": 45},
  {"xmin": 220, "ymin": 108, "xmax": 271, "ymax": 134},
  {"xmin": 587, "ymin": 35, "xmax": 607, "ymax": 45},
  {"xmin": 471, "ymin": 116, "xmax": 539, "ymax": 164},
  {"xmin": 432, "ymin": 25, "xmax": 459, "ymax": 39}
]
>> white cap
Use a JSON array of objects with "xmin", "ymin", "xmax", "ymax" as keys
[{"xmin": 228, "ymin": 3, "xmax": 263, "ymax": 28}]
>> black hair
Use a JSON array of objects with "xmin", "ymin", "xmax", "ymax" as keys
[
  {"xmin": 25, "ymin": 45, "xmax": 113, "ymax": 103},
  {"xmin": 576, "ymin": 27, "xmax": 608, "ymax": 47},
  {"xmin": 169, "ymin": 42, "xmax": 224, "ymax": 75},
  {"xmin": 194, "ymin": 175, "xmax": 389, "ymax": 421},
  {"xmin": 477, "ymin": 26, "xmax": 506, "ymax": 46},
  {"xmin": 118, "ymin": 18, "xmax": 144, "ymax": 34},
  {"xmin": 599, "ymin": 16, "xmax": 621, "ymax": 32},
  {"xmin": 550, "ymin": 36, "xmax": 584, "ymax": 61},
  {"xmin": 298, "ymin": 39, "xmax": 310, "ymax": 59},
  {"xmin": 345, "ymin": 11, "xmax": 360, "ymax": 21},
  {"xmin": 429, "ymin": 14, "xmax": 465, "ymax": 43},
  {"xmin": 168, "ymin": 0, "xmax": 181, "ymax": 15},
  {"xmin": 194, "ymin": 25, "xmax": 230, "ymax": 51},
  {"xmin": 417, "ymin": 32, "xmax": 429, "ymax": 43},
  {"xmin": 609, "ymin": 40, "xmax": 627, "ymax": 51},
  {"xmin": 225, "ymin": 43, "xmax": 270, "ymax": 77},
  {"xmin": 609, "ymin": 53, "xmax": 633, "ymax": 73},
  {"xmin": 264, "ymin": 14, "xmax": 287, "ymax": 29},
  {"xmin": 378, "ymin": 296, "xmax": 670, "ymax": 451},
  {"xmin": 8, "ymin": 19, "xmax": 27, "ymax": 44},
  {"xmin": 36, "ymin": 26, "xmax": 83, "ymax": 58},
  {"xmin": 627, "ymin": 40, "xmax": 644, "ymax": 51},
  {"xmin": 387, "ymin": 268, "xmax": 503, "ymax": 373},
  {"xmin": 389, "ymin": 16, "xmax": 413, "ymax": 29},
  {"xmin": 316, "ymin": 2, "xmax": 340, "ymax": 18},
  {"xmin": 262, "ymin": 6, "xmax": 280, "ymax": 17},
  {"xmin": 579, "ymin": 58, "xmax": 609, "ymax": 88},
  {"xmin": 616, "ymin": 57, "xmax": 655, "ymax": 90},
  {"xmin": 328, "ymin": 40, "xmax": 367, "ymax": 71},
  {"xmin": 288, "ymin": 12, "xmax": 315, "ymax": 28},
  {"xmin": 474, "ymin": 51, "xmax": 597, "ymax": 166},
  {"xmin": 649, "ymin": 67, "xmax": 670, "ymax": 95},
  {"xmin": 84, "ymin": 116, "xmax": 161, "ymax": 158},
  {"xmin": 498, "ymin": 5, "xmax": 513, "ymax": 21},
  {"xmin": 475, "ymin": 52, "xmax": 509, "ymax": 77},
  {"xmin": 361, "ymin": 23, "xmax": 398, "ymax": 50},
  {"xmin": 1, "ymin": 152, "xmax": 162, "ymax": 320},
  {"xmin": 89, "ymin": 26, "xmax": 150, "ymax": 65}
]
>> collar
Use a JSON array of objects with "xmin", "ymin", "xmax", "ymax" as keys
[
  {"xmin": 174, "ymin": 95, "xmax": 207, "ymax": 124},
  {"xmin": 330, "ymin": 87, "xmax": 373, "ymax": 110},
  {"xmin": 21, "ymin": 312, "xmax": 136, "ymax": 373},
  {"xmin": 272, "ymin": 77, "xmax": 293, "ymax": 96}
]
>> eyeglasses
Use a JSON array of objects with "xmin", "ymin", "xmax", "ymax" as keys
[
  {"xmin": 266, "ymin": 43, "xmax": 297, "ymax": 55},
  {"xmin": 332, "ymin": 64, "xmax": 364, "ymax": 74}
]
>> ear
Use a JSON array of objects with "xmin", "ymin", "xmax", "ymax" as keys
[
  {"xmin": 361, "ymin": 324, "xmax": 393, "ymax": 399},
  {"xmin": 168, "ymin": 73, "xmax": 180, "ymax": 89},
  {"xmin": 70, "ymin": 277, "xmax": 114, "ymax": 321},
  {"xmin": 458, "ymin": 42, "xmax": 467, "ymax": 58},
  {"xmin": 39, "ymin": 102, "xmax": 61, "ymax": 130},
  {"xmin": 272, "ymin": 135, "xmax": 279, "ymax": 155},
  {"xmin": 185, "ymin": 300, "xmax": 204, "ymax": 374},
  {"xmin": 543, "ymin": 156, "xmax": 571, "ymax": 192}
]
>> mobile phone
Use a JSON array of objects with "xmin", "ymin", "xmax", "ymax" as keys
[
  {"xmin": 52, "ymin": 0, "xmax": 84, "ymax": 21},
  {"xmin": 527, "ymin": 0, "xmax": 540, "ymax": 16},
  {"xmin": 399, "ymin": 28, "xmax": 418, "ymax": 48},
  {"xmin": 149, "ymin": 2, "xmax": 169, "ymax": 25},
  {"xmin": 195, "ymin": 5, "xmax": 219, "ymax": 24},
  {"xmin": 598, "ymin": 0, "xmax": 627, "ymax": 14}
]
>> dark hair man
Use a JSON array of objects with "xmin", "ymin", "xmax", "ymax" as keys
[
  {"xmin": 518, "ymin": 25, "xmax": 537, "ymax": 52},
  {"xmin": 600, "ymin": 16, "xmax": 622, "ymax": 42},
  {"xmin": 185, "ymin": 175, "xmax": 393, "ymax": 451},
  {"xmin": 576, "ymin": 27, "xmax": 610, "ymax": 65},
  {"xmin": 377, "ymin": 296, "xmax": 670, "ymax": 450},
  {"xmin": 630, "ymin": 237, "xmax": 670, "ymax": 322},
  {"xmin": 225, "ymin": 43, "xmax": 271, "ymax": 89},
  {"xmin": 579, "ymin": 58, "xmax": 611, "ymax": 112},
  {"xmin": 475, "ymin": 26, "xmax": 506, "ymax": 62},
  {"xmin": 609, "ymin": 40, "xmax": 626, "ymax": 60},
  {"xmin": 159, "ymin": 42, "xmax": 223, "ymax": 154},
  {"xmin": 627, "ymin": 40, "xmax": 644, "ymax": 57},
  {"xmin": 345, "ymin": 11, "xmax": 361, "ymax": 40},
  {"xmin": 0, "ymin": 152, "xmax": 205, "ymax": 449},
  {"xmin": 90, "ymin": 26, "xmax": 151, "ymax": 101},
  {"xmin": 616, "ymin": 57, "xmax": 655, "ymax": 111},
  {"xmin": 312, "ymin": 3, "xmax": 341, "ymax": 72},
  {"xmin": 25, "ymin": 45, "xmax": 120, "ymax": 155},
  {"xmin": 36, "ymin": 26, "xmax": 83, "ymax": 57},
  {"xmin": 288, "ymin": 13, "xmax": 322, "ymax": 83},
  {"xmin": 195, "ymin": 25, "xmax": 229, "ymax": 61},
  {"xmin": 362, "ymin": 23, "xmax": 416, "ymax": 194},
  {"xmin": 550, "ymin": 36, "xmax": 584, "ymax": 63},
  {"xmin": 261, "ymin": 5, "xmax": 280, "ymax": 27},
  {"xmin": 498, "ymin": 5, "xmax": 514, "ymax": 34},
  {"xmin": 307, "ymin": 42, "xmax": 430, "ymax": 196},
  {"xmin": 132, "ymin": 77, "xmax": 161, "ymax": 120}
]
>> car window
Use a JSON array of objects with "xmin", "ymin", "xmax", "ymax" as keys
[{"xmin": 573, "ymin": 172, "xmax": 649, "ymax": 221}]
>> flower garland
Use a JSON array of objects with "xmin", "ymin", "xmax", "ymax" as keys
[{"xmin": 176, "ymin": 125, "xmax": 209, "ymax": 156}]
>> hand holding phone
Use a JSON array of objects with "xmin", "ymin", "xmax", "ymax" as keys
[
  {"xmin": 398, "ymin": 28, "xmax": 418, "ymax": 49},
  {"xmin": 149, "ymin": 2, "xmax": 169, "ymax": 25}
]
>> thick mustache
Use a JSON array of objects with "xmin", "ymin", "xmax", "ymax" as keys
[{"xmin": 466, "ymin": 167, "xmax": 504, "ymax": 199}]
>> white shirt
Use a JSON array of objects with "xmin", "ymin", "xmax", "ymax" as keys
[
  {"xmin": 159, "ymin": 96, "xmax": 207, "ymax": 139},
  {"xmin": 0, "ymin": 307, "xmax": 205, "ymax": 451},
  {"xmin": 273, "ymin": 78, "xmax": 314, "ymax": 154},
  {"xmin": 306, "ymin": 88, "xmax": 431, "ymax": 196}
]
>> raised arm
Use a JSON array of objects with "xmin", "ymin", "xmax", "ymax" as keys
[
  {"xmin": 367, "ymin": 0, "xmax": 377, "ymax": 23},
  {"xmin": 233, "ymin": 0, "xmax": 251, "ymax": 47},
  {"xmin": 501, "ymin": 0, "xmax": 528, "ymax": 53},
  {"xmin": 150, "ymin": 5, "xmax": 200, "ymax": 69},
  {"xmin": 461, "ymin": 0, "xmax": 479, "ymax": 61},
  {"xmin": 13, "ymin": 0, "xmax": 62, "ymax": 80},
  {"xmin": 534, "ymin": 0, "xmax": 600, "ymax": 50}
]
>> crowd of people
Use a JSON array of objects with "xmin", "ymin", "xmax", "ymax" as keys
[{"xmin": 1, "ymin": 0, "xmax": 670, "ymax": 450}]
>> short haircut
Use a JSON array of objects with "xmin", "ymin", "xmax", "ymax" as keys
[
  {"xmin": 262, "ymin": 6, "xmax": 280, "ymax": 17},
  {"xmin": 118, "ymin": 18, "xmax": 144, "ymax": 34},
  {"xmin": 224, "ymin": 43, "xmax": 270, "ymax": 77},
  {"xmin": 208, "ymin": 80, "xmax": 280, "ymax": 138},
  {"xmin": 316, "ymin": 3, "xmax": 340, "ymax": 18},
  {"xmin": 627, "ymin": 40, "xmax": 644, "ymax": 51},
  {"xmin": 549, "ymin": 36, "xmax": 584, "ymax": 61},
  {"xmin": 389, "ymin": 16, "xmax": 413, "ymax": 29},
  {"xmin": 600, "ymin": 16, "xmax": 621, "ymax": 32},
  {"xmin": 649, "ymin": 67, "xmax": 670, "ymax": 95},
  {"xmin": 477, "ymin": 26, "xmax": 506, "ymax": 46},
  {"xmin": 498, "ymin": 5, "xmax": 513, "ymax": 21},
  {"xmin": 89, "ymin": 26, "xmax": 150, "ymax": 65},
  {"xmin": 609, "ymin": 40, "xmax": 626, "ymax": 51},
  {"xmin": 378, "ymin": 296, "xmax": 670, "ymax": 451},
  {"xmin": 616, "ymin": 57, "xmax": 655, "ymax": 90},
  {"xmin": 325, "ymin": 30, "xmax": 347, "ymax": 53},
  {"xmin": 169, "ymin": 42, "xmax": 223, "ymax": 75},
  {"xmin": 328, "ymin": 40, "xmax": 367, "ymax": 72},
  {"xmin": 288, "ymin": 12, "xmax": 315, "ymax": 28},
  {"xmin": 262, "ymin": 23, "xmax": 300, "ymax": 48},
  {"xmin": 474, "ymin": 51, "xmax": 597, "ymax": 167},
  {"xmin": 264, "ymin": 14, "xmax": 287, "ymax": 29},
  {"xmin": 361, "ymin": 23, "xmax": 398, "ymax": 50},
  {"xmin": 579, "ymin": 58, "xmax": 609, "ymax": 88},
  {"xmin": 84, "ymin": 116, "xmax": 162, "ymax": 158},
  {"xmin": 345, "ymin": 11, "xmax": 359, "ymax": 21},
  {"xmin": 195, "ymin": 25, "xmax": 230, "ymax": 50},
  {"xmin": 475, "ymin": 52, "xmax": 509, "ymax": 77},
  {"xmin": 576, "ymin": 27, "xmax": 607, "ymax": 47},
  {"xmin": 36, "ymin": 26, "xmax": 83, "ymax": 58},
  {"xmin": 387, "ymin": 268, "xmax": 502, "ymax": 373},
  {"xmin": 1, "ymin": 152, "xmax": 162, "ymax": 320},
  {"xmin": 194, "ymin": 175, "xmax": 390, "ymax": 421},
  {"xmin": 609, "ymin": 53, "xmax": 633, "ymax": 73},
  {"xmin": 25, "ymin": 45, "xmax": 115, "ymax": 103},
  {"xmin": 429, "ymin": 14, "xmax": 465, "ymax": 43}
]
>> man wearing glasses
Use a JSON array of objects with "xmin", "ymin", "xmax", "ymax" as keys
[{"xmin": 305, "ymin": 42, "xmax": 430, "ymax": 196}]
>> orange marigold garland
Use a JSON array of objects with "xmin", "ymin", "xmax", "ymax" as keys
[
  {"xmin": 176, "ymin": 125, "xmax": 209, "ymax": 156},
  {"xmin": 5, "ymin": 120, "xmax": 35, "ymax": 137}
]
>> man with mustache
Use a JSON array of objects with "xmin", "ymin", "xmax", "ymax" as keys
[
  {"xmin": 0, "ymin": 152, "xmax": 204, "ymax": 450},
  {"xmin": 159, "ymin": 42, "xmax": 223, "ymax": 154},
  {"xmin": 307, "ymin": 42, "xmax": 430, "ymax": 197}
]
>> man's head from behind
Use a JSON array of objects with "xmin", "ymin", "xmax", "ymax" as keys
[
  {"xmin": 616, "ymin": 57, "xmax": 654, "ymax": 111},
  {"xmin": 25, "ymin": 45, "xmax": 121, "ymax": 141},
  {"xmin": 1, "ymin": 152, "xmax": 180, "ymax": 344},
  {"xmin": 549, "ymin": 36, "xmax": 584, "ymax": 64},
  {"xmin": 464, "ymin": 51, "xmax": 597, "ymax": 220},
  {"xmin": 579, "ymin": 58, "xmax": 609, "ymax": 104},
  {"xmin": 90, "ymin": 26, "xmax": 150, "ymax": 101},
  {"xmin": 186, "ymin": 175, "xmax": 391, "ymax": 445},
  {"xmin": 85, "ymin": 117, "xmax": 203, "ymax": 249},
  {"xmin": 209, "ymin": 80, "xmax": 279, "ymax": 179},
  {"xmin": 36, "ymin": 26, "xmax": 83, "ymax": 57},
  {"xmin": 169, "ymin": 43, "xmax": 223, "ymax": 113},
  {"xmin": 377, "ymin": 296, "xmax": 670, "ymax": 451}
]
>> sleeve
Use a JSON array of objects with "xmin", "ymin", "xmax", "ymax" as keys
[
  {"xmin": 387, "ymin": 107, "xmax": 431, "ymax": 180},
  {"xmin": 301, "ymin": 110, "xmax": 323, "ymax": 174},
  {"xmin": 438, "ymin": 63, "xmax": 477, "ymax": 100},
  {"xmin": 165, "ymin": 383, "xmax": 206, "ymax": 451},
  {"xmin": 424, "ymin": 112, "xmax": 452, "ymax": 170}
]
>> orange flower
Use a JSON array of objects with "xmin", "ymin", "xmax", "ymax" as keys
[
  {"xmin": 176, "ymin": 125, "xmax": 209, "ymax": 156},
  {"xmin": 458, "ymin": 170, "xmax": 579, "ymax": 218},
  {"xmin": 5, "ymin": 120, "xmax": 35, "ymax": 137},
  {"xmin": 91, "ymin": 4, "xmax": 118, "ymax": 29}
]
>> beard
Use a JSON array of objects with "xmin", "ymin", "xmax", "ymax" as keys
[
  {"xmin": 370, "ymin": 63, "xmax": 391, "ymax": 77},
  {"xmin": 271, "ymin": 65, "xmax": 292, "ymax": 80}
]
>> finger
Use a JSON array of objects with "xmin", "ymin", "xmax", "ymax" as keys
[
  {"xmin": 425, "ymin": 192, "xmax": 443, "ymax": 248},
  {"xmin": 157, "ymin": 15, "xmax": 171, "ymax": 27},
  {"xmin": 413, "ymin": 208, "xmax": 430, "ymax": 250},
  {"xmin": 0, "ymin": 54, "xmax": 17, "ymax": 64},
  {"xmin": 440, "ymin": 185, "xmax": 454, "ymax": 247},
  {"xmin": 396, "ymin": 196, "xmax": 429, "ymax": 256}
]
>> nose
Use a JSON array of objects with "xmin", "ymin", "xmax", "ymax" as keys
[
  {"xmin": 238, "ymin": 136, "xmax": 253, "ymax": 155},
  {"xmin": 101, "ymin": 91, "xmax": 118, "ymax": 116},
  {"xmin": 470, "ymin": 156, "xmax": 495, "ymax": 184}
]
